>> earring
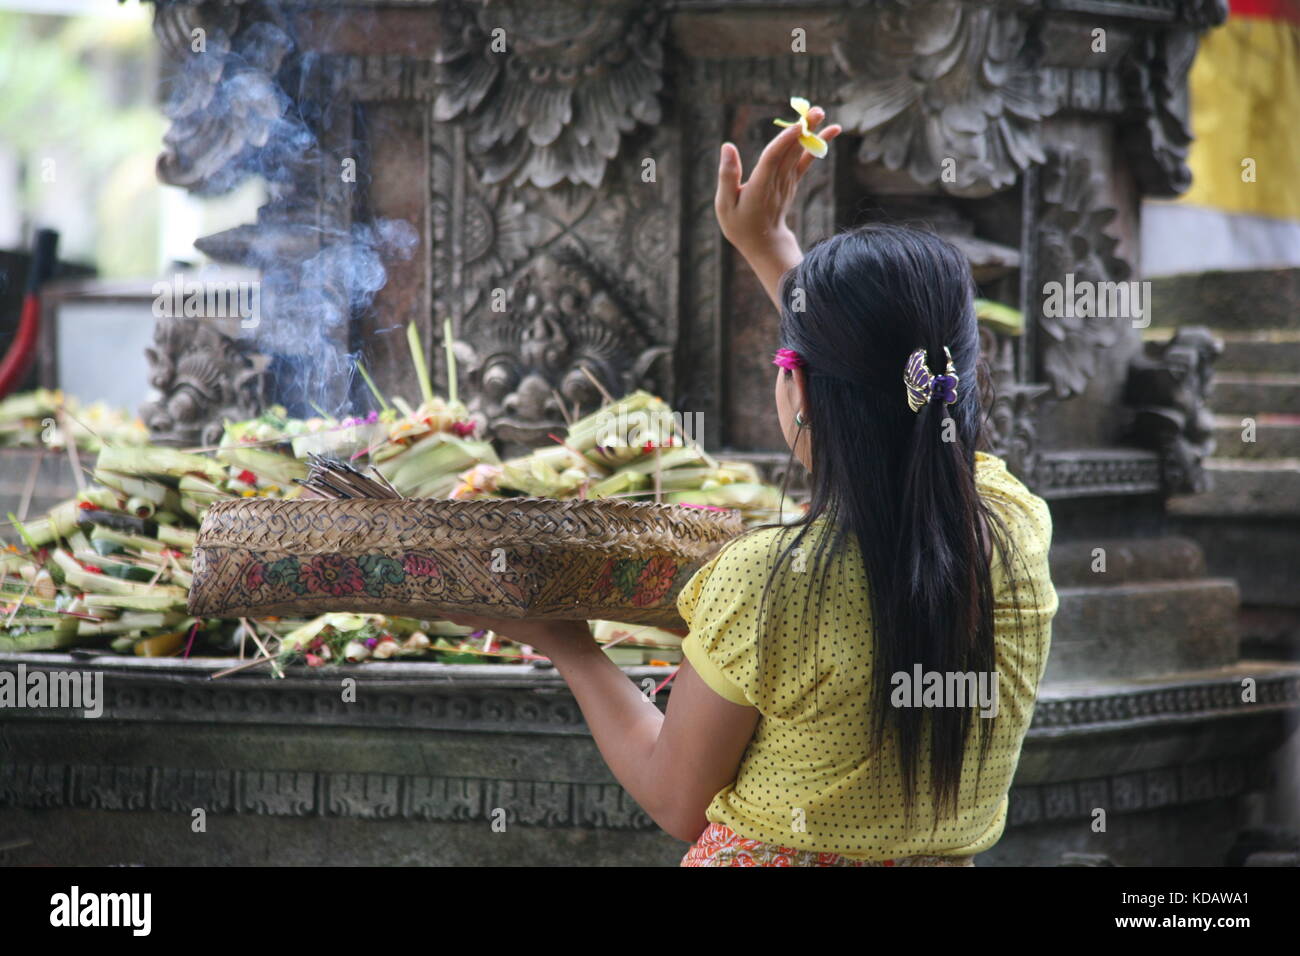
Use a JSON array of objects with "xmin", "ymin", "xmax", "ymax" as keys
[{"xmin": 795, "ymin": 411, "xmax": 810, "ymax": 429}]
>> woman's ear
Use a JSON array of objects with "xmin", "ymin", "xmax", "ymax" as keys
[{"xmin": 792, "ymin": 366, "xmax": 809, "ymax": 417}]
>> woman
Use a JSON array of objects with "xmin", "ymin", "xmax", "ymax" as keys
[{"xmin": 446, "ymin": 108, "xmax": 1058, "ymax": 866}]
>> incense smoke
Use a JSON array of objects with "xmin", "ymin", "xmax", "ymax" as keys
[{"xmin": 161, "ymin": 8, "xmax": 418, "ymax": 417}]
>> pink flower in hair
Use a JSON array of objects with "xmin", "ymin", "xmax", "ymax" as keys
[{"xmin": 772, "ymin": 348, "xmax": 804, "ymax": 371}]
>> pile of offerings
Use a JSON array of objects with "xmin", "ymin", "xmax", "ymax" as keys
[
  {"xmin": 2, "ymin": 326, "xmax": 801, "ymax": 668},
  {"xmin": 0, "ymin": 389, "xmax": 147, "ymax": 451}
]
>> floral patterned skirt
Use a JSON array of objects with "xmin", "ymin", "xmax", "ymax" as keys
[{"xmin": 681, "ymin": 822, "xmax": 977, "ymax": 867}]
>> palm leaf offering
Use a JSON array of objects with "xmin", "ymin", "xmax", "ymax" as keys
[
  {"xmin": 974, "ymin": 298, "xmax": 1025, "ymax": 337},
  {"xmin": 0, "ymin": 389, "xmax": 148, "ymax": 451},
  {"xmin": 2, "ymin": 327, "xmax": 797, "ymax": 667}
]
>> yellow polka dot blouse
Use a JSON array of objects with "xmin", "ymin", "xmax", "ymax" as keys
[{"xmin": 677, "ymin": 452, "xmax": 1058, "ymax": 860}]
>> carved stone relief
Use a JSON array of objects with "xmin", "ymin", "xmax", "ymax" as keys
[
  {"xmin": 154, "ymin": 1, "xmax": 287, "ymax": 197},
  {"xmin": 140, "ymin": 318, "xmax": 267, "ymax": 447},
  {"xmin": 0, "ymin": 755, "xmax": 1266, "ymax": 831},
  {"xmin": 433, "ymin": 0, "xmax": 665, "ymax": 189},
  {"xmin": 1035, "ymin": 148, "xmax": 1133, "ymax": 401},
  {"xmin": 142, "ymin": 0, "xmax": 1223, "ymax": 475},
  {"xmin": 1120, "ymin": 28, "xmax": 1199, "ymax": 198},
  {"xmin": 978, "ymin": 323, "xmax": 1049, "ymax": 479},
  {"xmin": 833, "ymin": 0, "xmax": 1059, "ymax": 198},
  {"xmin": 452, "ymin": 247, "xmax": 672, "ymax": 453},
  {"xmin": 1123, "ymin": 326, "xmax": 1223, "ymax": 495}
]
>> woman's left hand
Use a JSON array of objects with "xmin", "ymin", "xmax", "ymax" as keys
[{"xmin": 440, "ymin": 613, "xmax": 596, "ymax": 660}]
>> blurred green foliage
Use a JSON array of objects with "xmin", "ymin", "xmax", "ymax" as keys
[{"xmin": 0, "ymin": 9, "xmax": 164, "ymax": 277}]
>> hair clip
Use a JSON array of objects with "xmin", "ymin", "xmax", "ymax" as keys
[
  {"xmin": 773, "ymin": 348, "xmax": 805, "ymax": 371},
  {"xmin": 904, "ymin": 346, "xmax": 959, "ymax": 413}
]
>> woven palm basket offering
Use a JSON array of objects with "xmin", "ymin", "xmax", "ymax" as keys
[{"xmin": 188, "ymin": 497, "xmax": 743, "ymax": 627}]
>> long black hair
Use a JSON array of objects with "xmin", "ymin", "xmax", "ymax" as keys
[{"xmin": 757, "ymin": 223, "xmax": 1025, "ymax": 831}]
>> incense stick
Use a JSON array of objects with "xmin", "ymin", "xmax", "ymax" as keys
[
  {"xmin": 369, "ymin": 465, "xmax": 403, "ymax": 498},
  {"xmin": 296, "ymin": 454, "xmax": 402, "ymax": 499}
]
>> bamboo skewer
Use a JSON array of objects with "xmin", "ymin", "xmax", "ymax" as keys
[
  {"xmin": 240, "ymin": 617, "xmax": 283, "ymax": 679},
  {"xmin": 4, "ymin": 577, "xmax": 34, "ymax": 628},
  {"xmin": 0, "ymin": 585, "xmax": 103, "ymax": 622},
  {"xmin": 55, "ymin": 405, "xmax": 105, "ymax": 448},
  {"xmin": 17, "ymin": 448, "xmax": 42, "ymax": 521},
  {"xmin": 654, "ymin": 446, "xmax": 663, "ymax": 504},
  {"xmin": 182, "ymin": 436, "xmax": 292, "ymax": 455},
  {"xmin": 550, "ymin": 388, "xmax": 576, "ymax": 427},
  {"xmin": 59, "ymin": 410, "xmax": 86, "ymax": 495},
  {"xmin": 210, "ymin": 654, "xmax": 277, "ymax": 679},
  {"xmin": 578, "ymin": 365, "xmax": 615, "ymax": 406}
]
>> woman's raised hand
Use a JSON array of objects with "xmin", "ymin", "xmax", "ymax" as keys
[{"xmin": 714, "ymin": 106, "xmax": 841, "ymax": 308}]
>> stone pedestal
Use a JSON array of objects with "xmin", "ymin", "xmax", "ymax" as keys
[
  {"xmin": 6, "ymin": 0, "xmax": 1293, "ymax": 865},
  {"xmin": 2, "ymin": 653, "xmax": 1295, "ymax": 865}
]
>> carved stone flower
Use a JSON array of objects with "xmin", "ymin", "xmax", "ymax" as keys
[
  {"xmin": 433, "ymin": 0, "xmax": 664, "ymax": 188},
  {"xmin": 832, "ymin": 1, "xmax": 1057, "ymax": 197}
]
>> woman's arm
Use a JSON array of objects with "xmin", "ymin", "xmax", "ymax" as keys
[
  {"xmin": 440, "ymin": 616, "xmax": 759, "ymax": 843},
  {"xmin": 714, "ymin": 106, "xmax": 841, "ymax": 310},
  {"xmin": 544, "ymin": 634, "xmax": 759, "ymax": 842}
]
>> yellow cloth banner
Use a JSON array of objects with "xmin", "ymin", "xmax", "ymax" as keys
[{"xmin": 1178, "ymin": 12, "xmax": 1300, "ymax": 222}]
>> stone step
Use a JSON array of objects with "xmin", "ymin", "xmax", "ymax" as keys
[
  {"xmin": 1142, "ymin": 328, "xmax": 1300, "ymax": 374},
  {"xmin": 1169, "ymin": 458, "xmax": 1300, "ymax": 518},
  {"xmin": 1045, "ymin": 579, "xmax": 1239, "ymax": 683},
  {"xmin": 1216, "ymin": 332, "xmax": 1300, "ymax": 374},
  {"xmin": 1237, "ymin": 606, "xmax": 1300, "ymax": 660},
  {"xmin": 1048, "ymin": 537, "xmax": 1206, "ymax": 586},
  {"xmin": 1148, "ymin": 267, "xmax": 1300, "ymax": 332},
  {"xmin": 1172, "ymin": 516, "xmax": 1300, "ymax": 609},
  {"xmin": 1210, "ymin": 373, "xmax": 1300, "ymax": 416},
  {"xmin": 1211, "ymin": 415, "xmax": 1300, "ymax": 459}
]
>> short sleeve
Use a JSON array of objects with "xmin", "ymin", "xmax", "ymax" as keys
[
  {"xmin": 676, "ymin": 536, "xmax": 772, "ymax": 708},
  {"xmin": 975, "ymin": 453, "xmax": 1059, "ymax": 684}
]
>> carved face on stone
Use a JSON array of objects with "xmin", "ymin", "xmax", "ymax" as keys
[
  {"xmin": 458, "ymin": 250, "xmax": 669, "ymax": 453},
  {"xmin": 140, "ymin": 318, "xmax": 265, "ymax": 447}
]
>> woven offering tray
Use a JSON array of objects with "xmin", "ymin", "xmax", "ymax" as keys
[{"xmin": 188, "ymin": 497, "xmax": 743, "ymax": 628}]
